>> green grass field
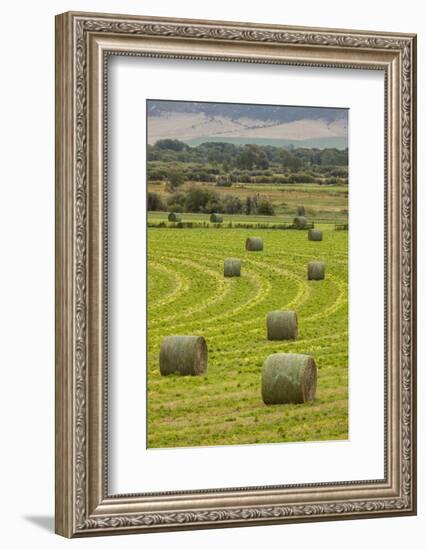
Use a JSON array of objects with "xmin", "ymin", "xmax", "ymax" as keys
[{"xmin": 147, "ymin": 223, "xmax": 348, "ymax": 448}]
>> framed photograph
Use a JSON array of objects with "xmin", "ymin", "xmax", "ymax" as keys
[{"xmin": 55, "ymin": 11, "xmax": 417, "ymax": 537}]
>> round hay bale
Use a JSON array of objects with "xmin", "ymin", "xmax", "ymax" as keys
[
  {"xmin": 293, "ymin": 216, "xmax": 308, "ymax": 229},
  {"xmin": 168, "ymin": 212, "xmax": 182, "ymax": 222},
  {"xmin": 307, "ymin": 261, "xmax": 325, "ymax": 280},
  {"xmin": 246, "ymin": 237, "xmax": 263, "ymax": 251},
  {"xmin": 266, "ymin": 310, "xmax": 298, "ymax": 341},
  {"xmin": 159, "ymin": 335, "xmax": 207, "ymax": 376},
  {"xmin": 261, "ymin": 353, "xmax": 317, "ymax": 405},
  {"xmin": 297, "ymin": 205, "xmax": 306, "ymax": 216},
  {"xmin": 308, "ymin": 228, "xmax": 323, "ymax": 241},
  {"xmin": 210, "ymin": 213, "xmax": 223, "ymax": 223},
  {"xmin": 224, "ymin": 258, "xmax": 241, "ymax": 277}
]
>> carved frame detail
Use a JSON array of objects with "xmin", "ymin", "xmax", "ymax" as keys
[{"xmin": 55, "ymin": 11, "xmax": 416, "ymax": 537}]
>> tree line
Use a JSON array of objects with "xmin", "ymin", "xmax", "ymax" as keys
[
  {"xmin": 148, "ymin": 188, "xmax": 275, "ymax": 216},
  {"xmin": 148, "ymin": 139, "xmax": 348, "ymax": 170}
]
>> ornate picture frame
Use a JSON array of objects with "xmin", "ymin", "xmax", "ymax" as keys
[{"xmin": 55, "ymin": 11, "xmax": 417, "ymax": 537}]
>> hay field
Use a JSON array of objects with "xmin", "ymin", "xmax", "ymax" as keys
[
  {"xmin": 147, "ymin": 223, "xmax": 348, "ymax": 448},
  {"xmin": 148, "ymin": 181, "xmax": 348, "ymax": 219}
]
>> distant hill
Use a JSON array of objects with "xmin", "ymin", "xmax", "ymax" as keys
[
  {"xmin": 148, "ymin": 100, "xmax": 347, "ymax": 124},
  {"xmin": 147, "ymin": 100, "xmax": 348, "ymax": 151}
]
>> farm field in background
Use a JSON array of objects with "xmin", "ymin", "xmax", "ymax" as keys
[
  {"xmin": 147, "ymin": 222, "xmax": 348, "ymax": 448},
  {"xmin": 148, "ymin": 181, "xmax": 348, "ymax": 220},
  {"xmin": 148, "ymin": 210, "xmax": 342, "ymax": 227}
]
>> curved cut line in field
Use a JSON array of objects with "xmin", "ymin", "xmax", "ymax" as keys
[
  {"xmin": 305, "ymin": 274, "xmax": 347, "ymax": 322},
  {"xmin": 149, "ymin": 262, "xmax": 190, "ymax": 309},
  {"xmin": 157, "ymin": 241, "xmax": 348, "ymax": 265},
  {"xmin": 162, "ymin": 253, "xmax": 342, "ymax": 342},
  {"xmin": 289, "ymin": 250, "xmax": 348, "ymax": 263},
  {"xmin": 241, "ymin": 255, "xmax": 311, "ymax": 309},
  {"xmin": 149, "ymin": 268, "xmax": 269, "ymax": 337},
  {"xmin": 148, "ymin": 251, "xmax": 346, "ymax": 345},
  {"xmin": 209, "ymin": 327, "xmax": 349, "ymax": 354},
  {"xmin": 209, "ymin": 331, "xmax": 348, "ymax": 360},
  {"xmin": 148, "ymin": 250, "xmax": 346, "ymax": 350},
  {"xmin": 149, "ymin": 250, "xmax": 307, "ymax": 338},
  {"xmin": 148, "ymin": 255, "xmax": 232, "ymax": 327},
  {"xmin": 149, "ymin": 261, "xmax": 222, "ymax": 309},
  {"xmin": 148, "ymin": 258, "xmax": 262, "ymax": 331},
  {"xmin": 149, "ymin": 254, "xmax": 273, "ymax": 335},
  {"xmin": 191, "ymin": 275, "xmax": 305, "ymax": 340}
]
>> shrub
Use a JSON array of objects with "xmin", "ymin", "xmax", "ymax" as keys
[
  {"xmin": 147, "ymin": 169, "xmax": 165, "ymax": 181},
  {"xmin": 327, "ymin": 168, "xmax": 348, "ymax": 178},
  {"xmin": 166, "ymin": 192, "xmax": 186, "ymax": 212},
  {"xmin": 257, "ymin": 199, "xmax": 275, "ymax": 216},
  {"xmin": 204, "ymin": 199, "xmax": 224, "ymax": 214},
  {"xmin": 155, "ymin": 139, "xmax": 188, "ymax": 152},
  {"xmin": 286, "ymin": 173, "xmax": 316, "ymax": 183},
  {"xmin": 165, "ymin": 169, "xmax": 185, "ymax": 191},
  {"xmin": 216, "ymin": 175, "xmax": 232, "ymax": 187},
  {"xmin": 185, "ymin": 188, "xmax": 220, "ymax": 213},
  {"xmin": 187, "ymin": 171, "xmax": 216, "ymax": 182},
  {"xmin": 167, "ymin": 203, "xmax": 184, "ymax": 213},
  {"xmin": 147, "ymin": 192, "xmax": 165, "ymax": 211},
  {"xmin": 223, "ymin": 196, "xmax": 243, "ymax": 214}
]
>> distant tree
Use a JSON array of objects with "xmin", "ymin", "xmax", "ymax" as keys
[
  {"xmin": 255, "ymin": 149, "xmax": 269, "ymax": 170},
  {"xmin": 165, "ymin": 170, "xmax": 185, "ymax": 192},
  {"xmin": 236, "ymin": 144, "xmax": 270, "ymax": 170},
  {"xmin": 166, "ymin": 192, "xmax": 186, "ymax": 212},
  {"xmin": 223, "ymin": 196, "xmax": 243, "ymax": 214},
  {"xmin": 236, "ymin": 145, "xmax": 256, "ymax": 170},
  {"xmin": 319, "ymin": 148, "xmax": 348, "ymax": 166},
  {"xmin": 257, "ymin": 199, "xmax": 275, "ymax": 216},
  {"xmin": 148, "ymin": 141, "xmax": 348, "ymax": 171},
  {"xmin": 147, "ymin": 192, "xmax": 165, "ymax": 211},
  {"xmin": 292, "ymin": 147, "xmax": 348, "ymax": 167},
  {"xmin": 244, "ymin": 195, "xmax": 259, "ymax": 215},
  {"xmin": 155, "ymin": 139, "xmax": 188, "ymax": 152},
  {"xmin": 222, "ymin": 160, "xmax": 231, "ymax": 173},
  {"xmin": 147, "ymin": 168, "xmax": 166, "ymax": 181},
  {"xmin": 197, "ymin": 141, "xmax": 239, "ymax": 164},
  {"xmin": 280, "ymin": 149, "xmax": 303, "ymax": 172},
  {"xmin": 215, "ymin": 174, "xmax": 232, "ymax": 187},
  {"xmin": 327, "ymin": 167, "xmax": 348, "ymax": 178},
  {"xmin": 185, "ymin": 188, "xmax": 220, "ymax": 213},
  {"xmin": 166, "ymin": 203, "xmax": 184, "ymax": 213},
  {"xmin": 204, "ymin": 199, "xmax": 224, "ymax": 214},
  {"xmin": 245, "ymin": 196, "xmax": 253, "ymax": 215},
  {"xmin": 147, "ymin": 144, "xmax": 161, "ymax": 161}
]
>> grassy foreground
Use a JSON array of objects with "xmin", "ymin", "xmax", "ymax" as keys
[{"xmin": 147, "ymin": 223, "xmax": 348, "ymax": 448}]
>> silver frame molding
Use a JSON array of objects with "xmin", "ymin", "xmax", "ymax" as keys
[{"xmin": 55, "ymin": 11, "xmax": 417, "ymax": 538}]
